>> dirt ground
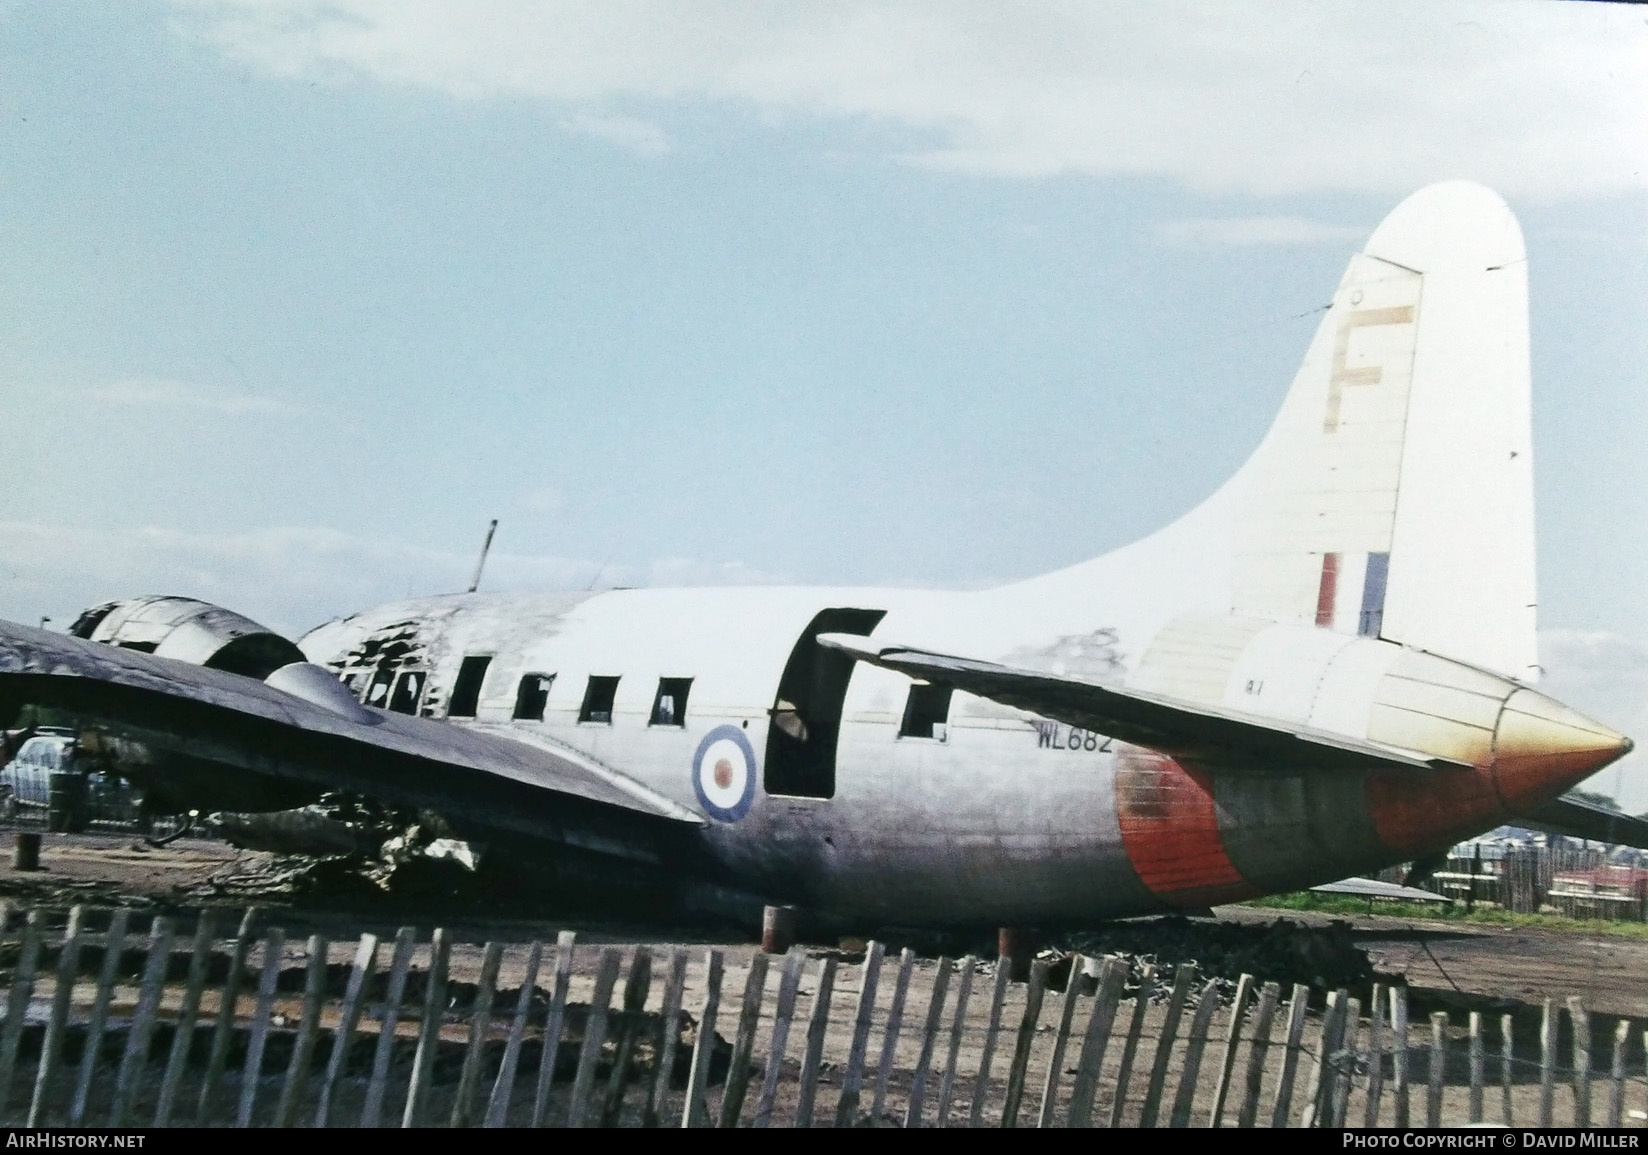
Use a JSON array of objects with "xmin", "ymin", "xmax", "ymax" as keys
[
  {"xmin": 3, "ymin": 834, "xmax": 1641, "ymax": 1018},
  {"xmin": 1, "ymin": 833, "xmax": 1644, "ymax": 1127},
  {"xmin": 1222, "ymin": 904, "xmax": 1648, "ymax": 1020}
]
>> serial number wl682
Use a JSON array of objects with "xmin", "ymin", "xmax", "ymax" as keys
[{"xmin": 1035, "ymin": 722, "xmax": 1113, "ymax": 752}]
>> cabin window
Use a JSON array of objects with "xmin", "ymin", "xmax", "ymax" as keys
[
  {"xmin": 650, "ymin": 678, "xmax": 692, "ymax": 727},
  {"xmin": 579, "ymin": 676, "xmax": 620, "ymax": 724},
  {"xmin": 365, "ymin": 667, "xmax": 394, "ymax": 707},
  {"xmin": 448, "ymin": 655, "xmax": 492, "ymax": 717},
  {"xmin": 389, "ymin": 670, "xmax": 426, "ymax": 715},
  {"xmin": 514, "ymin": 673, "xmax": 555, "ymax": 721},
  {"xmin": 899, "ymin": 683, "xmax": 953, "ymax": 741}
]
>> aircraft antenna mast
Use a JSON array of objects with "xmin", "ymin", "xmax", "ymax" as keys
[{"xmin": 468, "ymin": 519, "xmax": 498, "ymax": 593}]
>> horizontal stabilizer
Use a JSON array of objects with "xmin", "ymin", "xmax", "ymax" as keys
[
  {"xmin": 817, "ymin": 633, "xmax": 1472, "ymax": 774},
  {"xmin": 1309, "ymin": 876, "xmax": 1450, "ymax": 903},
  {"xmin": 1514, "ymin": 794, "xmax": 1648, "ymax": 850}
]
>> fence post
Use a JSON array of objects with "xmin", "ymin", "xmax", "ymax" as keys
[
  {"xmin": 1236, "ymin": 981, "xmax": 1280, "ymax": 1128},
  {"xmin": 1067, "ymin": 957, "xmax": 1127, "ymax": 1128},
  {"xmin": 0, "ymin": 909, "xmax": 45, "ymax": 1115},
  {"xmin": 1270, "ymin": 983, "xmax": 1311, "ymax": 1128},
  {"xmin": 644, "ymin": 947, "xmax": 691, "ymax": 1129},
  {"xmin": 1390, "ymin": 986, "xmax": 1410, "ymax": 1128},
  {"xmin": 1468, "ymin": 1011, "xmax": 1484, "ymax": 1123},
  {"xmin": 1208, "ymin": 973, "xmax": 1253, "ymax": 1128},
  {"xmin": 1363, "ymin": 981, "xmax": 1386, "ymax": 1128},
  {"xmin": 1568, "ymin": 997, "xmax": 1591, "ymax": 1128},
  {"xmin": 196, "ymin": 906, "xmax": 257, "ymax": 1125},
  {"xmin": 752, "ymin": 945, "xmax": 805, "ymax": 1128},
  {"xmin": 869, "ymin": 948, "xmax": 915, "ymax": 1125},
  {"xmin": 794, "ymin": 955, "xmax": 838, "ymax": 1128},
  {"xmin": 998, "ymin": 957, "xmax": 1050, "ymax": 1128},
  {"xmin": 1140, "ymin": 963, "xmax": 1197, "ymax": 1127},
  {"xmin": 717, "ymin": 950, "xmax": 770, "ymax": 1127},
  {"xmin": 565, "ymin": 948, "xmax": 623, "ymax": 1128},
  {"xmin": 29, "ymin": 905, "xmax": 84, "ymax": 1128},
  {"xmin": 1035, "ymin": 955, "xmax": 1083, "ymax": 1128},
  {"xmin": 70, "ymin": 908, "xmax": 130, "ymax": 1127},
  {"xmin": 529, "ymin": 930, "xmax": 577, "ymax": 1128},
  {"xmin": 1169, "ymin": 978, "xmax": 1223, "ymax": 1128},
  {"xmin": 832, "ymin": 941, "xmax": 883, "ymax": 1128},
  {"xmin": 273, "ymin": 933, "xmax": 329, "ymax": 1128},
  {"xmin": 681, "ymin": 949, "xmax": 725, "ymax": 1129},
  {"xmin": 1538, "ymin": 997, "xmax": 1555, "ymax": 1128},
  {"xmin": 110, "ymin": 915, "xmax": 174, "ymax": 1127},
  {"xmin": 1607, "ymin": 1019, "xmax": 1629, "ymax": 1128},
  {"xmin": 316, "ymin": 932, "xmax": 380, "ymax": 1128},
  {"xmin": 934, "ymin": 954, "xmax": 976, "ymax": 1127},
  {"xmin": 449, "ymin": 940, "xmax": 504, "ymax": 1129},
  {"xmin": 360, "ymin": 925, "xmax": 417, "ymax": 1129},
  {"xmin": 153, "ymin": 911, "xmax": 216, "ymax": 1127},
  {"xmin": 904, "ymin": 957, "xmax": 952, "ymax": 1128},
  {"xmin": 236, "ymin": 927, "xmax": 288, "ymax": 1128},
  {"xmin": 1300, "ymin": 988, "xmax": 1345, "ymax": 1128},
  {"xmin": 401, "ymin": 927, "xmax": 450, "ymax": 1129},
  {"xmin": 1427, "ymin": 1011, "xmax": 1448, "ymax": 1129},
  {"xmin": 1330, "ymin": 997, "xmax": 1361, "ymax": 1128},
  {"xmin": 1500, "ymin": 1012, "xmax": 1515, "ymax": 1127},
  {"xmin": 1110, "ymin": 962, "xmax": 1156, "ymax": 1127},
  {"xmin": 967, "ymin": 961, "xmax": 1011, "ymax": 1127},
  {"xmin": 598, "ymin": 946, "xmax": 654, "ymax": 1128},
  {"xmin": 685, "ymin": 949, "xmax": 731, "ymax": 1133},
  {"xmin": 484, "ymin": 938, "xmax": 544, "ymax": 1128}
]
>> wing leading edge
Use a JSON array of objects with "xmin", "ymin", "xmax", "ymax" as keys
[
  {"xmin": 817, "ymin": 633, "xmax": 1472, "ymax": 774},
  {"xmin": 0, "ymin": 620, "xmax": 701, "ymax": 862}
]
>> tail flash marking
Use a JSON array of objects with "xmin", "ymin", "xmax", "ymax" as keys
[
  {"xmin": 1325, "ymin": 305, "xmax": 1416, "ymax": 432},
  {"xmin": 1314, "ymin": 552, "xmax": 1390, "ymax": 638},
  {"xmin": 1315, "ymin": 553, "xmax": 1339, "ymax": 627},
  {"xmin": 1358, "ymin": 553, "xmax": 1390, "ymax": 638}
]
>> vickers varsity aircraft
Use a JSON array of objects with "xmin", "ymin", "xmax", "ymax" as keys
[{"xmin": 0, "ymin": 180, "xmax": 1637, "ymax": 929}]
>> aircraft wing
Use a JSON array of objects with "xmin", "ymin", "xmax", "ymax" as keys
[
  {"xmin": 1308, "ymin": 876, "xmax": 1449, "ymax": 903},
  {"xmin": 817, "ymin": 633, "xmax": 1473, "ymax": 774},
  {"xmin": 0, "ymin": 620, "xmax": 702, "ymax": 859},
  {"xmin": 1512, "ymin": 794, "xmax": 1648, "ymax": 850}
]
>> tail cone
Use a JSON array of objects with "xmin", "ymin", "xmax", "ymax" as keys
[{"xmin": 1492, "ymin": 688, "xmax": 1633, "ymax": 810}]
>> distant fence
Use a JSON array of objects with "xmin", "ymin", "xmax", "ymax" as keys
[
  {"xmin": 0, "ymin": 903, "xmax": 1643, "ymax": 1127},
  {"xmin": 1413, "ymin": 846, "xmax": 1648, "ymax": 922}
]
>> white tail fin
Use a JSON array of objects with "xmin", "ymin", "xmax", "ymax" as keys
[
  {"xmin": 1231, "ymin": 180, "xmax": 1536, "ymax": 680},
  {"xmin": 1007, "ymin": 181, "xmax": 1538, "ymax": 683}
]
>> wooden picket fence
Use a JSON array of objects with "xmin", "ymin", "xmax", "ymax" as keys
[{"xmin": 0, "ymin": 902, "xmax": 1643, "ymax": 1128}]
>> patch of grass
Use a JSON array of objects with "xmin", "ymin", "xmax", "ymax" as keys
[{"xmin": 1244, "ymin": 891, "xmax": 1648, "ymax": 938}]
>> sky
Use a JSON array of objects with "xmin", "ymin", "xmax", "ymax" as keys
[{"xmin": 2, "ymin": 1, "xmax": 1646, "ymax": 804}]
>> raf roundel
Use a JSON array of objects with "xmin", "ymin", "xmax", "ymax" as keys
[{"xmin": 693, "ymin": 724, "xmax": 757, "ymax": 823}]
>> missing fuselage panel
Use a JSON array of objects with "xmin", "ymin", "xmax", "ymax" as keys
[{"xmin": 764, "ymin": 607, "xmax": 885, "ymax": 800}]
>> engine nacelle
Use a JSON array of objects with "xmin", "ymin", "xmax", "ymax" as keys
[{"xmin": 68, "ymin": 596, "xmax": 303, "ymax": 680}]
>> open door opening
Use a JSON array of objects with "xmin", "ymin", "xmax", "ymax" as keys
[{"xmin": 764, "ymin": 607, "xmax": 885, "ymax": 799}]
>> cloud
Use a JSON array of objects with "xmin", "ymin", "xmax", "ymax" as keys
[
  {"xmin": 1156, "ymin": 216, "xmax": 1368, "ymax": 247},
  {"xmin": 88, "ymin": 377, "xmax": 287, "ymax": 415},
  {"xmin": 563, "ymin": 112, "xmax": 670, "ymax": 158},
  {"xmin": 518, "ymin": 486, "xmax": 566, "ymax": 515},
  {"xmin": 0, "ymin": 520, "xmax": 788, "ymax": 640},
  {"xmin": 166, "ymin": 0, "xmax": 1648, "ymax": 200},
  {"xmin": 1538, "ymin": 628, "xmax": 1648, "ymax": 813}
]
